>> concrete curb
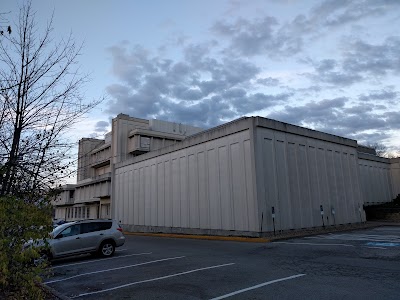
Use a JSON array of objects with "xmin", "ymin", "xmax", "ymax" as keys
[
  {"xmin": 123, "ymin": 232, "xmax": 270, "ymax": 243},
  {"xmin": 123, "ymin": 221, "xmax": 400, "ymax": 243},
  {"xmin": 40, "ymin": 283, "xmax": 71, "ymax": 300}
]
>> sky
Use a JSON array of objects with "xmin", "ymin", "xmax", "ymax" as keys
[{"xmin": 2, "ymin": 0, "xmax": 400, "ymax": 152}]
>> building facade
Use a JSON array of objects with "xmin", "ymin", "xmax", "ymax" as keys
[{"xmin": 53, "ymin": 115, "xmax": 400, "ymax": 236}]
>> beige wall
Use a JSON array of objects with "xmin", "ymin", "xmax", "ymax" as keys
[
  {"xmin": 390, "ymin": 158, "xmax": 400, "ymax": 198},
  {"xmin": 255, "ymin": 125, "xmax": 364, "ymax": 232},
  {"xmin": 358, "ymin": 154, "xmax": 393, "ymax": 205},
  {"xmin": 114, "ymin": 129, "xmax": 259, "ymax": 232}
]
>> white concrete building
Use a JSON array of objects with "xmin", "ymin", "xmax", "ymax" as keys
[{"xmin": 53, "ymin": 115, "xmax": 400, "ymax": 236}]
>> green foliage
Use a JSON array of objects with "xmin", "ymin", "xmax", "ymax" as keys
[{"xmin": 0, "ymin": 196, "xmax": 53, "ymax": 299}]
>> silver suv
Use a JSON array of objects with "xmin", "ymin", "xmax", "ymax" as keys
[{"xmin": 43, "ymin": 219, "xmax": 125, "ymax": 259}]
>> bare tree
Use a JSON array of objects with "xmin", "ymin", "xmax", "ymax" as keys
[
  {"xmin": 0, "ymin": 1, "xmax": 101, "ymax": 199},
  {"xmin": 364, "ymin": 142, "xmax": 400, "ymax": 159}
]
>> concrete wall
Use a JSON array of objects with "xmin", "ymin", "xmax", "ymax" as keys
[
  {"xmin": 114, "ymin": 126, "xmax": 259, "ymax": 234},
  {"xmin": 254, "ymin": 119, "xmax": 364, "ymax": 232},
  {"xmin": 390, "ymin": 157, "xmax": 400, "ymax": 198},
  {"xmin": 74, "ymin": 179, "xmax": 110, "ymax": 204},
  {"xmin": 358, "ymin": 154, "xmax": 393, "ymax": 205}
]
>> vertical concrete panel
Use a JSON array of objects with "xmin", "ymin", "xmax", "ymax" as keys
[
  {"xmin": 307, "ymin": 146, "xmax": 320, "ymax": 227},
  {"xmin": 325, "ymin": 150, "xmax": 336, "ymax": 220},
  {"xmin": 138, "ymin": 167, "xmax": 145, "ymax": 225},
  {"xmin": 157, "ymin": 162, "xmax": 165, "ymax": 227},
  {"xmin": 219, "ymin": 146, "xmax": 232, "ymax": 230},
  {"xmin": 208, "ymin": 148, "xmax": 221, "ymax": 229},
  {"xmin": 164, "ymin": 160, "xmax": 172, "ymax": 227},
  {"xmin": 341, "ymin": 153, "xmax": 351, "ymax": 223},
  {"xmin": 144, "ymin": 166, "xmax": 151, "ymax": 225},
  {"xmin": 180, "ymin": 156, "xmax": 189, "ymax": 228},
  {"xmin": 188, "ymin": 154, "xmax": 200, "ymax": 228},
  {"xmin": 333, "ymin": 151, "xmax": 345, "ymax": 225},
  {"xmin": 261, "ymin": 138, "xmax": 277, "ymax": 232},
  {"xmin": 298, "ymin": 144, "xmax": 312, "ymax": 228},
  {"xmin": 133, "ymin": 169, "xmax": 139, "ymax": 224},
  {"xmin": 316, "ymin": 148, "xmax": 329, "ymax": 226},
  {"xmin": 128, "ymin": 170, "xmax": 133, "ymax": 224},
  {"xmin": 198, "ymin": 152, "xmax": 209, "ymax": 228},
  {"xmin": 274, "ymin": 140, "xmax": 290, "ymax": 230},
  {"xmin": 231, "ymin": 142, "xmax": 248, "ymax": 231},
  {"xmin": 244, "ymin": 139, "xmax": 257, "ymax": 231},
  {"xmin": 287, "ymin": 142, "xmax": 300, "ymax": 229},
  {"xmin": 150, "ymin": 164, "xmax": 157, "ymax": 226},
  {"xmin": 350, "ymin": 154, "xmax": 362, "ymax": 221},
  {"xmin": 123, "ymin": 172, "xmax": 129, "ymax": 224},
  {"xmin": 172, "ymin": 158, "xmax": 180, "ymax": 227}
]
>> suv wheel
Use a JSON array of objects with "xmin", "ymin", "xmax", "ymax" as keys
[{"xmin": 99, "ymin": 241, "xmax": 115, "ymax": 257}]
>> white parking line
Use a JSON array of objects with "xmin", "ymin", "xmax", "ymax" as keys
[
  {"xmin": 274, "ymin": 241, "xmax": 355, "ymax": 247},
  {"xmin": 51, "ymin": 252, "xmax": 152, "ymax": 269},
  {"xmin": 71, "ymin": 262, "xmax": 235, "ymax": 298},
  {"xmin": 115, "ymin": 248, "xmax": 128, "ymax": 252},
  {"xmin": 305, "ymin": 234, "xmax": 400, "ymax": 243},
  {"xmin": 46, "ymin": 256, "xmax": 185, "ymax": 284},
  {"xmin": 366, "ymin": 247, "xmax": 387, "ymax": 250},
  {"xmin": 209, "ymin": 274, "xmax": 306, "ymax": 300}
]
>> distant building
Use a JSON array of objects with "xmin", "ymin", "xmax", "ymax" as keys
[
  {"xmin": 53, "ymin": 114, "xmax": 203, "ymax": 221},
  {"xmin": 53, "ymin": 115, "xmax": 400, "ymax": 236}
]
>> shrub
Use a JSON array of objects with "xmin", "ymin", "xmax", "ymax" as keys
[{"xmin": 0, "ymin": 196, "xmax": 53, "ymax": 299}]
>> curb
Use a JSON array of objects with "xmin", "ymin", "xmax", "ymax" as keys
[
  {"xmin": 40, "ymin": 283, "xmax": 71, "ymax": 300},
  {"xmin": 123, "ymin": 221, "xmax": 399, "ymax": 243},
  {"xmin": 123, "ymin": 232, "xmax": 270, "ymax": 243}
]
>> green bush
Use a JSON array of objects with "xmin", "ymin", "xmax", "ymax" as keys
[{"xmin": 0, "ymin": 196, "xmax": 53, "ymax": 299}]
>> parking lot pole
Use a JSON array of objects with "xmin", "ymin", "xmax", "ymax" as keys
[
  {"xmin": 272, "ymin": 206, "xmax": 276, "ymax": 236},
  {"xmin": 320, "ymin": 205, "xmax": 325, "ymax": 228}
]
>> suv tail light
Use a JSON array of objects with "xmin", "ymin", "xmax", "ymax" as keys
[{"xmin": 117, "ymin": 227, "xmax": 123, "ymax": 232}]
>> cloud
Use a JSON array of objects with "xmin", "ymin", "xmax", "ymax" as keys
[
  {"xmin": 256, "ymin": 77, "xmax": 280, "ymax": 86},
  {"xmin": 105, "ymin": 42, "xmax": 289, "ymax": 128},
  {"xmin": 94, "ymin": 121, "xmax": 109, "ymax": 132},
  {"xmin": 103, "ymin": 1, "xmax": 400, "ymax": 148},
  {"xmin": 343, "ymin": 37, "xmax": 400, "ymax": 75},
  {"xmin": 359, "ymin": 88, "xmax": 398, "ymax": 102},
  {"xmin": 268, "ymin": 96, "xmax": 400, "ymax": 140}
]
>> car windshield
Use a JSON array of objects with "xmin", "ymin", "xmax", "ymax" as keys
[{"xmin": 52, "ymin": 222, "xmax": 75, "ymax": 237}]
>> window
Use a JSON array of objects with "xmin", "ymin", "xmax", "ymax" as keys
[
  {"xmin": 59, "ymin": 224, "xmax": 81, "ymax": 237},
  {"xmin": 74, "ymin": 207, "xmax": 77, "ymax": 218},
  {"xmin": 87, "ymin": 207, "xmax": 90, "ymax": 219},
  {"xmin": 80, "ymin": 221, "xmax": 112, "ymax": 234}
]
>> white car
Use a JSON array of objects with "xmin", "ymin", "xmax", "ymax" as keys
[{"xmin": 30, "ymin": 219, "xmax": 125, "ymax": 260}]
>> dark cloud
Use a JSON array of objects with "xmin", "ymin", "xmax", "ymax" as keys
[
  {"xmin": 104, "ymin": 1, "xmax": 400, "ymax": 147},
  {"xmin": 256, "ymin": 77, "xmax": 280, "ymax": 86},
  {"xmin": 359, "ymin": 89, "xmax": 398, "ymax": 102},
  {"xmin": 210, "ymin": 0, "xmax": 400, "ymax": 58},
  {"xmin": 106, "ymin": 43, "xmax": 287, "ymax": 128},
  {"xmin": 94, "ymin": 121, "xmax": 109, "ymax": 133},
  {"xmin": 268, "ymin": 96, "xmax": 400, "ymax": 141},
  {"xmin": 343, "ymin": 37, "xmax": 400, "ymax": 75}
]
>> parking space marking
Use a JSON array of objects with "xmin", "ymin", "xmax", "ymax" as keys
[
  {"xmin": 209, "ymin": 274, "xmax": 306, "ymax": 300},
  {"xmin": 116, "ymin": 248, "xmax": 128, "ymax": 252},
  {"xmin": 366, "ymin": 247, "xmax": 387, "ymax": 250},
  {"xmin": 274, "ymin": 241, "xmax": 355, "ymax": 247},
  {"xmin": 46, "ymin": 256, "xmax": 185, "ymax": 284},
  {"xmin": 51, "ymin": 252, "xmax": 152, "ymax": 269},
  {"xmin": 306, "ymin": 234, "xmax": 400, "ymax": 243},
  {"xmin": 71, "ymin": 263, "xmax": 235, "ymax": 298}
]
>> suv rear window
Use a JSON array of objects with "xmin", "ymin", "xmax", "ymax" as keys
[{"xmin": 81, "ymin": 221, "xmax": 112, "ymax": 233}]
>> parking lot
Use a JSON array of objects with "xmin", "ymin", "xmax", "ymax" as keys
[{"xmin": 45, "ymin": 226, "xmax": 400, "ymax": 299}]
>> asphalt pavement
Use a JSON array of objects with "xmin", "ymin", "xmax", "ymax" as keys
[{"xmin": 44, "ymin": 225, "xmax": 400, "ymax": 299}]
